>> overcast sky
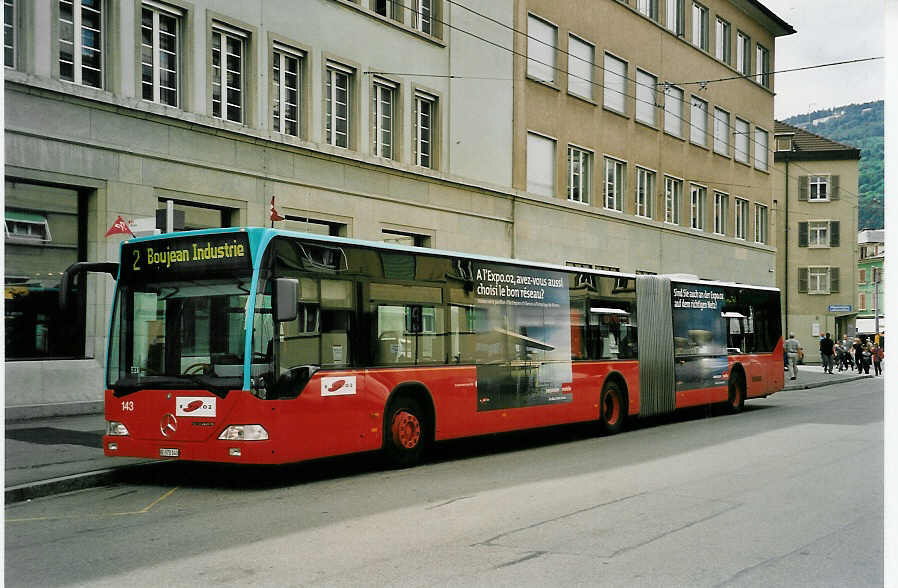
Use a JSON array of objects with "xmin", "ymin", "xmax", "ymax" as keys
[{"xmin": 762, "ymin": 0, "xmax": 885, "ymax": 119}]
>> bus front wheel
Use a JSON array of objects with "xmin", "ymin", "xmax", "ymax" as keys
[
  {"xmin": 384, "ymin": 397, "xmax": 426, "ymax": 468},
  {"xmin": 600, "ymin": 380, "xmax": 626, "ymax": 435}
]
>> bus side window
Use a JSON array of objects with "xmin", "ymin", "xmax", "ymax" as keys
[{"xmin": 375, "ymin": 304, "xmax": 445, "ymax": 365}]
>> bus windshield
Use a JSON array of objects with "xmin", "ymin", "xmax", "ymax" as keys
[{"xmin": 107, "ymin": 277, "xmax": 252, "ymax": 394}]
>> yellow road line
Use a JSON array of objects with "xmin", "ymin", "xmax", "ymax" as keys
[{"xmin": 6, "ymin": 487, "xmax": 180, "ymax": 523}]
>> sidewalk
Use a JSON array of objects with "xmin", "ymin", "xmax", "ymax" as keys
[
  {"xmin": 4, "ymin": 366, "xmax": 874, "ymax": 504},
  {"xmin": 784, "ymin": 363, "xmax": 875, "ymax": 391}
]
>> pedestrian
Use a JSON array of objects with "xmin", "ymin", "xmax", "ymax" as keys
[
  {"xmin": 784, "ymin": 332, "xmax": 802, "ymax": 381},
  {"xmin": 861, "ymin": 343, "xmax": 873, "ymax": 374},
  {"xmin": 820, "ymin": 332, "xmax": 835, "ymax": 374},
  {"xmin": 853, "ymin": 338, "xmax": 865, "ymax": 373},
  {"xmin": 872, "ymin": 342, "xmax": 884, "ymax": 376},
  {"xmin": 842, "ymin": 336, "xmax": 855, "ymax": 371}
]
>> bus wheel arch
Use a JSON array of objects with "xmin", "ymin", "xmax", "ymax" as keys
[
  {"xmin": 600, "ymin": 373, "xmax": 628, "ymax": 434},
  {"xmin": 727, "ymin": 364, "xmax": 747, "ymax": 413},
  {"xmin": 383, "ymin": 382, "xmax": 435, "ymax": 467}
]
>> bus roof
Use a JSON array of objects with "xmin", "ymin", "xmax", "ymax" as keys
[{"xmin": 121, "ymin": 227, "xmax": 779, "ymax": 292}]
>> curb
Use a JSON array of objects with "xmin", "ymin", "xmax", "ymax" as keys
[
  {"xmin": 5, "ymin": 461, "xmax": 165, "ymax": 504},
  {"xmin": 783, "ymin": 373, "xmax": 873, "ymax": 391}
]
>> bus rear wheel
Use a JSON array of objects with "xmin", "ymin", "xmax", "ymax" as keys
[
  {"xmin": 384, "ymin": 397, "xmax": 426, "ymax": 468},
  {"xmin": 600, "ymin": 380, "xmax": 626, "ymax": 435},
  {"xmin": 727, "ymin": 372, "xmax": 746, "ymax": 414}
]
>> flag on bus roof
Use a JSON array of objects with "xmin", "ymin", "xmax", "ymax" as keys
[
  {"xmin": 270, "ymin": 196, "xmax": 285, "ymax": 223},
  {"xmin": 105, "ymin": 215, "xmax": 134, "ymax": 238}
]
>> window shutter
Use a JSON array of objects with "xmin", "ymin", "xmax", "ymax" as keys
[
  {"xmin": 830, "ymin": 220, "xmax": 840, "ymax": 247},
  {"xmin": 830, "ymin": 267, "xmax": 840, "ymax": 293},
  {"xmin": 798, "ymin": 176, "xmax": 808, "ymax": 201},
  {"xmin": 797, "ymin": 221, "xmax": 808, "ymax": 247},
  {"xmin": 830, "ymin": 175, "xmax": 840, "ymax": 200},
  {"xmin": 798, "ymin": 267, "xmax": 808, "ymax": 293}
]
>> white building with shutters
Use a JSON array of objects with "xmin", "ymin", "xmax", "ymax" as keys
[{"xmin": 773, "ymin": 121, "xmax": 861, "ymax": 349}]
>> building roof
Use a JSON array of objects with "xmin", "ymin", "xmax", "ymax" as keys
[
  {"xmin": 773, "ymin": 120, "xmax": 862, "ymax": 162},
  {"xmin": 739, "ymin": 1, "xmax": 796, "ymax": 36}
]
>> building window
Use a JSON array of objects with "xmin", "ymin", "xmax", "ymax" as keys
[
  {"xmin": 859, "ymin": 268, "xmax": 867, "ymax": 284},
  {"xmin": 59, "ymin": 0, "xmax": 103, "ymax": 87},
  {"xmin": 756, "ymin": 43, "xmax": 770, "ymax": 87},
  {"xmin": 690, "ymin": 96, "xmax": 707, "ymax": 146},
  {"xmin": 383, "ymin": 228, "xmax": 431, "ymax": 247},
  {"xmin": 754, "ymin": 203, "xmax": 768, "ymax": 244},
  {"xmin": 713, "ymin": 191, "xmax": 728, "ymax": 234},
  {"xmin": 604, "ymin": 157, "xmax": 626, "ymax": 212},
  {"xmin": 808, "ymin": 221, "xmax": 829, "ymax": 247},
  {"xmin": 326, "ymin": 62, "xmax": 352, "ymax": 148},
  {"xmin": 4, "ymin": 0, "xmax": 14, "ymax": 68},
  {"xmin": 373, "ymin": 0, "xmax": 399, "ymax": 19},
  {"xmin": 635, "ymin": 167, "xmax": 655, "ymax": 218},
  {"xmin": 284, "ymin": 215, "xmax": 347, "ymax": 237},
  {"xmin": 414, "ymin": 90, "xmax": 436, "ymax": 168},
  {"xmin": 664, "ymin": 84, "xmax": 683, "ymax": 137},
  {"xmin": 372, "ymin": 77, "xmax": 396, "ymax": 158},
  {"xmin": 691, "ymin": 2, "xmax": 708, "ymax": 51},
  {"xmin": 272, "ymin": 45, "xmax": 302, "ymax": 136},
  {"xmin": 603, "ymin": 53, "xmax": 627, "ymax": 113},
  {"xmin": 666, "ymin": 0, "xmax": 684, "ymax": 34},
  {"xmin": 736, "ymin": 32, "xmax": 751, "ymax": 76},
  {"xmin": 809, "ymin": 175, "xmax": 830, "ymax": 201},
  {"xmin": 801, "ymin": 266, "xmax": 835, "ymax": 295},
  {"xmin": 527, "ymin": 15, "xmax": 556, "ymax": 84},
  {"xmin": 734, "ymin": 118, "xmax": 750, "ymax": 164},
  {"xmin": 690, "ymin": 184, "xmax": 706, "ymax": 230},
  {"xmin": 859, "ymin": 292, "xmax": 866, "ymax": 310},
  {"xmin": 636, "ymin": 69, "xmax": 657, "ymax": 126},
  {"xmin": 637, "ymin": 0, "xmax": 658, "ymax": 21},
  {"xmin": 212, "ymin": 25, "xmax": 246, "ymax": 123},
  {"xmin": 715, "ymin": 17, "xmax": 731, "ymax": 63},
  {"xmin": 5, "ymin": 184, "xmax": 86, "ymax": 360},
  {"xmin": 664, "ymin": 176, "xmax": 682, "ymax": 224},
  {"xmin": 713, "ymin": 107, "xmax": 729, "ymax": 156},
  {"xmin": 141, "ymin": 3, "xmax": 181, "ymax": 107},
  {"xmin": 754, "ymin": 127, "xmax": 768, "ymax": 171},
  {"xmin": 412, "ymin": 0, "xmax": 433, "ymax": 35},
  {"xmin": 567, "ymin": 146, "xmax": 592, "ymax": 204},
  {"xmin": 568, "ymin": 34, "xmax": 594, "ymax": 100},
  {"xmin": 527, "ymin": 132, "xmax": 555, "ymax": 197},
  {"xmin": 734, "ymin": 197, "xmax": 748, "ymax": 239}
]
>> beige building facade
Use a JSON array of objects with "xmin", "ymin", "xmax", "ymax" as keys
[
  {"xmin": 512, "ymin": 0, "xmax": 792, "ymax": 276},
  {"xmin": 4, "ymin": 0, "xmax": 792, "ymax": 416},
  {"xmin": 773, "ymin": 121, "xmax": 860, "ymax": 351}
]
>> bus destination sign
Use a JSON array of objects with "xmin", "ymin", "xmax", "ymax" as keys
[{"xmin": 121, "ymin": 232, "xmax": 252, "ymax": 281}]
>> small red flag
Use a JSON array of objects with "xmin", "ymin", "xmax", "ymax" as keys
[
  {"xmin": 270, "ymin": 196, "xmax": 285, "ymax": 222},
  {"xmin": 105, "ymin": 215, "xmax": 135, "ymax": 238}
]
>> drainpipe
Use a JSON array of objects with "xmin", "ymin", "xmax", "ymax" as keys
[{"xmin": 784, "ymin": 158, "xmax": 789, "ymax": 335}]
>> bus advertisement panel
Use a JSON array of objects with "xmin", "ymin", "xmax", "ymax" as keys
[
  {"xmin": 472, "ymin": 262, "xmax": 572, "ymax": 411},
  {"xmin": 672, "ymin": 283, "xmax": 728, "ymax": 392}
]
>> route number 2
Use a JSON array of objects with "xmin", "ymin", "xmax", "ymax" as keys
[{"xmin": 122, "ymin": 400, "xmax": 135, "ymax": 412}]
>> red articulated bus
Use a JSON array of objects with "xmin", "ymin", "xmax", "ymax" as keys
[{"xmin": 66, "ymin": 227, "xmax": 783, "ymax": 467}]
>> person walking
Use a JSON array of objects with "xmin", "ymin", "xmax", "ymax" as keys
[
  {"xmin": 820, "ymin": 332, "xmax": 835, "ymax": 374},
  {"xmin": 784, "ymin": 332, "xmax": 802, "ymax": 381},
  {"xmin": 872, "ymin": 342, "xmax": 884, "ymax": 376},
  {"xmin": 853, "ymin": 338, "xmax": 865, "ymax": 373},
  {"xmin": 842, "ymin": 336, "xmax": 855, "ymax": 372}
]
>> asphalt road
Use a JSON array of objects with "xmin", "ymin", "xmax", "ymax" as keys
[{"xmin": 6, "ymin": 378, "xmax": 883, "ymax": 587}]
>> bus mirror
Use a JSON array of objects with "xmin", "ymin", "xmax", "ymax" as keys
[
  {"xmin": 59, "ymin": 262, "xmax": 119, "ymax": 311},
  {"xmin": 273, "ymin": 278, "xmax": 299, "ymax": 323}
]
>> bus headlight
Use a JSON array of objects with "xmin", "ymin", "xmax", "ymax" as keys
[
  {"xmin": 218, "ymin": 425, "xmax": 269, "ymax": 441},
  {"xmin": 106, "ymin": 421, "xmax": 130, "ymax": 436}
]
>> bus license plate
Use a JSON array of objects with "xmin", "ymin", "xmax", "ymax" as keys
[{"xmin": 159, "ymin": 448, "xmax": 179, "ymax": 457}]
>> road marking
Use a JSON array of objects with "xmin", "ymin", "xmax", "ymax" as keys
[{"xmin": 6, "ymin": 487, "xmax": 180, "ymax": 523}]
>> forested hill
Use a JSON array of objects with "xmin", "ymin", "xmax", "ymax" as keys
[{"xmin": 782, "ymin": 100, "xmax": 883, "ymax": 230}]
